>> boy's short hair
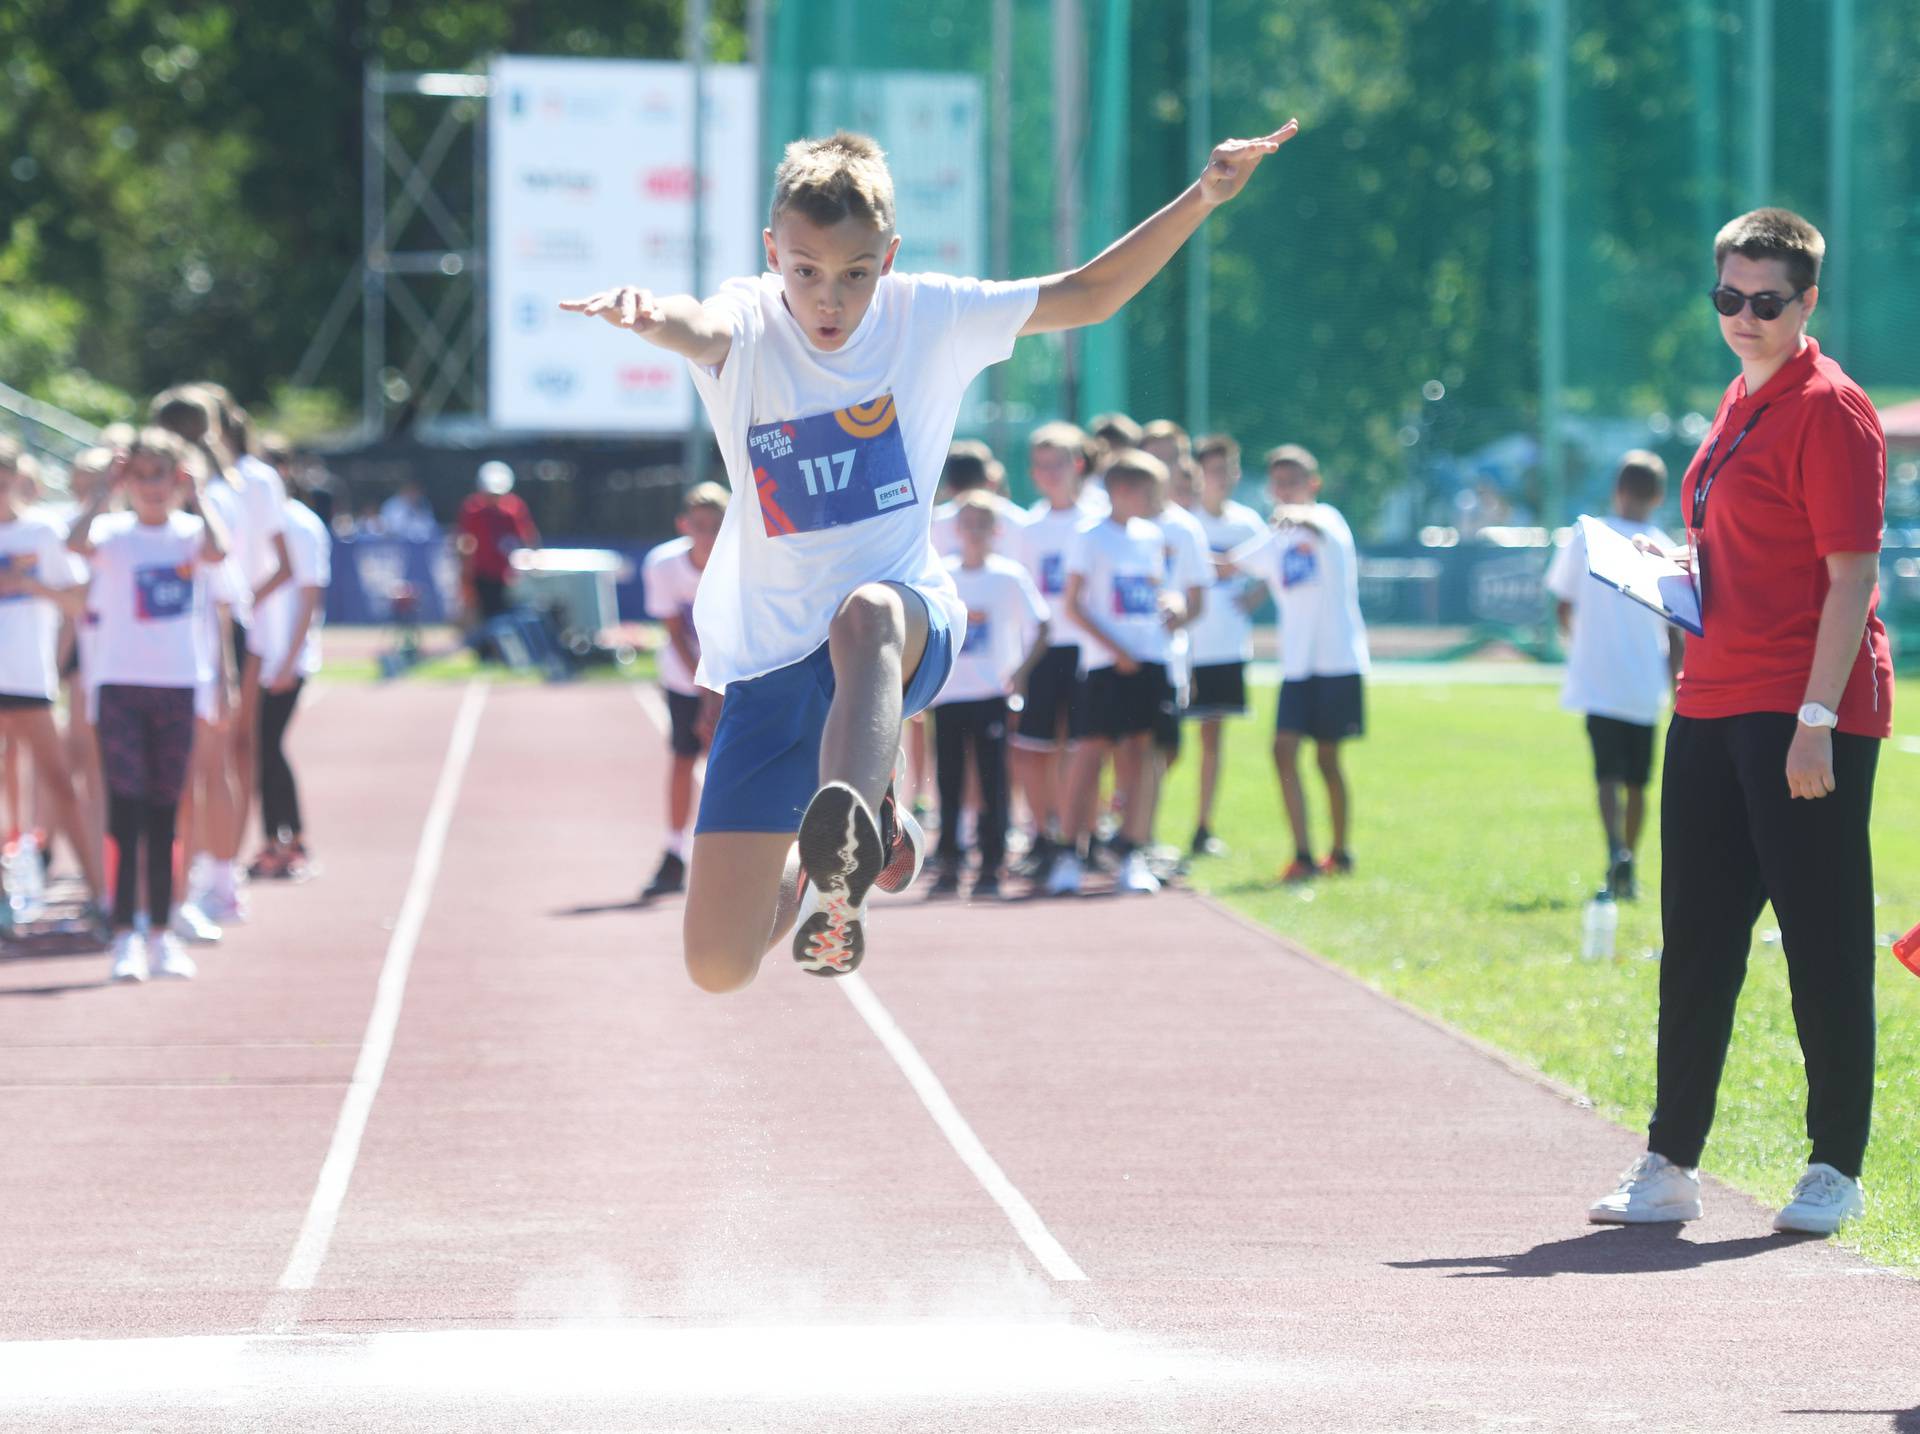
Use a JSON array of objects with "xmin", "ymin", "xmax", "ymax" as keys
[
  {"xmin": 99, "ymin": 421, "xmax": 138, "ymax": 450},
  {"xmin": 681, "ymin": 481, "xmax": 730, "ymax": 515},
  {"xmin": 1103, "ymin": 448, "xmax": 1169, "ymax": 492},
  {"xmin": 1265, "ymin": 443, "xmax": 1320, "ymax": 476},
  {"xmin": 1141, "ymin": 419, "xmax": 1191, "ymax": 457},
  {"xmin": 1028, "ymin": 421, "xmax": 1094, "ymax": 468},
  {"xmin": 258, "ymin": 431, "xmax": 293, "ymax": 468},
  {"xmin": 1714, "ymin": 207, "xmax": 1825, "ymax": 292},
  {"xmin": 770, "ymin": 131, "xmax": 896, "ymax": 234},
  {"xmin": 942, "ymin": 440, "xmax": 1001, "ymax": 493},
  {"xmin": 71, "ymin": 446, "xmax": 117, "ymax": 477},
  {"xmin": 1193, "ymin": 433, "xmax": 1240, "ymax": 467},
  {"xmin": 952, "ymin": 489, "xmax": 1000, "ymax": 523},
  {"xmin": 129, "ymin": 427, "xmax": 194, "ymax": 473},
  {"xmin": 0, "ymin": 434, "xmax": 21, "ymax": 470},
  {"xmin": 1615, "ymin": 449, "xmax": 1668, "ymax": 502},
  {"xmin": 1090, "ymin": 412, "xmax": 1143, "ymax": 453},
  {"xmin": 150, "ymin": 387, "xmax": 214, "ymax": 443}
]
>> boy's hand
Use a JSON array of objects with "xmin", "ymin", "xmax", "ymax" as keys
[
  {"xmin": 560, "ymin": 286, "xmax": 666, "ymax": 334},
  {"xmin": 1113, "ymin": 652, "xmax": 1141, "ymax": 676},
  {"xmin": 1198, "ymin": 120, "xmax": 1299, "ymax": 208}
]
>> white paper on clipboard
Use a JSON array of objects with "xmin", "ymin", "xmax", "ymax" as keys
[{"xmin": 1578, "ymin": 514, "xmax": 1704, "ymax": 637}]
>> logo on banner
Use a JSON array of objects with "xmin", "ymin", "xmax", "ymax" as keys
[
  {"xmin": 616, "ymin": 365, "xmax": 675, "ymax": 402},
  {"xmin": 515, "ymin": 231, "xmax": 593, "ymax": 264},
  {"xmin": 514, "ymin": 297, "xmax": 544, "ymax": 333},
  {"xmin": 533, "ymin": 366, "xmax": 578, "ymax": 399},
  {"xmin": 639, "ymin": 167, "xmax": 709, "ymax": 202},
  {"xmin": 519, "ymin": 169, "xmax": 595, "ymax": 199}
]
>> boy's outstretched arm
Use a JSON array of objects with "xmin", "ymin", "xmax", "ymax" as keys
[
  {"xmin": 559, "ymin": 287, "xmax": 733, "ymax": 369},
  {"xmin": 1019, "ymin": 120, "xmax": 1298, "ymax": 337}
]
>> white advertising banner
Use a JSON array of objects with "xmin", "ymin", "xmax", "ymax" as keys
[
  {"xmin": 489, "ymin": 56, "xmax": 760, "ymax": 434},
  {"xmin": 806, "ymin": 71, "xmax": 985, "ymax": 280}
]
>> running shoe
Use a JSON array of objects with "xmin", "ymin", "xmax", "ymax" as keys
[
  {"xmin": 1772, "ymin": 1163, "xmax": 1864, "ymax": 1236},
  {"xmin": 1011, "ymin": 835, "xmax": 1055, "ymax": 881},
  {"xmin": 1118, "ymin": 850, "xmax": 1161, "ymax": 895},
  {"xmin": 193, "ymin": 888, "xmax": 248, "ymax": 926},
  {"xmin": 151, "ymin": 931, "xmax": 198, "ymax": 981},
  {"xmin": 791, "ymin": 782, "xmax": 884, "ymax": 978},
  {"xmin": 970, "ymin": 870, "xmax": 1002, "ymax": 902},
  {"xmin": 1190, "ymin": 827, "xmax": 1227, "ymax": 859},
  {"xmin": 170, "ymin": 902, "xmax": 224, "ymax": 946},
  {"xmin": 1587, "ymin": 1152, "xmax": 1702, "ymax": 1224},
  {"xmin": 247, "ymin": 845, "xmax": 291, "ymax": 881},
  {"xmin": 109, "ymin": 931, "xmax": 149, "ymax": 983},
  {"xmin": 1044, "ymin": 850, "xmax": 1084, "ymax": 897},
  {"xmin": 1607, "ymin": 849, "xmax": 1637, "ymax": 901},
  {"xmin": 1318, "ymin": 850, "xmax": 1355, "ymax": 877},
  {"xmin": 1279, "ymin": 857, "xmax": 1318, "ymax": 885},
  {"xmin": 640, "ymin": 851, "xmax": 686, "ymax": 902},
  {"xmin": 873, "ymin": 780, "xmax": 926, "ymax": 895},
  {"xmin": 929, "ymin": 863, "xmax": 962, "ymax": 898}
]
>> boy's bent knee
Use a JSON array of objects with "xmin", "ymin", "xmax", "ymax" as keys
[
  {"xmin": 684, "ymin": 941, "xmax": 759, "ymax": 995},
  {"xmin": 829, "ymin": 584, "xmax": 906, "ymax": 650}
]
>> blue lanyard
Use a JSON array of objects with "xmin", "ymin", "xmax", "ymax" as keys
[{"xmin": 1689, "ymin": 405, "xmax": 1768, "ymax": 532}]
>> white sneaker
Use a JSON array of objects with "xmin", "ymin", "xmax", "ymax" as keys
[
  {"xmin": 171, "ymin": 902, "xmax": 224, "ymax": 945},
  {"xmin": 150, "ymin": 931, "xmax": 198, "ymax": 980},
  {"xmin": 1773, "ymin": 1163, "xmax": 1864, "ymax": 1235},
  {"xmin": 1044, "ymin": 850, "xmax": 1083, "ymax": 897},
  {"xmin": 109, "ymin": 931, "xmax": 150, "ymax": 983},
  {"xmin": 195, "ymin": 888, "xmax": 248, "ymax": 925},
  {"xmin": 1588, "ymin": 1152, "xmax": 1702, "ymax": 1224},
  {"xmin": 1118, "ymin": 850, "xmax": 1161, "ymax": 894}
]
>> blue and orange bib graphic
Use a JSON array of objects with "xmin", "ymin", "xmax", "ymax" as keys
[
  {"xmin": 1038, "ymin": 552, "xmax": 1066, "ymax": 596},
  {"xmin": 1112, "ymin": 574, "xmax": 1159, "ymax": 616},
  {"xmin": 961, "ymin": 609, "xmax": 991, "ymax": 655},
  {"xmin": 1280, "ymin": 541, "xmax": 1318, "ymax": 589},
  {"xmin": 747, "ymin": 395, "xmax": 915, "ymax": 539},
  {"xmin": 0, "ymin": 551, "xmax": 37, "ymax": 604},
  {"xmin": 134, "ymin": 562, "xmax": 195, "ymax": 621}
]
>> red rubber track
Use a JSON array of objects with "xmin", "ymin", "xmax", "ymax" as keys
[{"xmin": 0, "ymin": 681, "xmax": 1914, "ymax": 1432}]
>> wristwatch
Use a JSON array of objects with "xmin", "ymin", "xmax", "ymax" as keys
[{"xmin": 1797, "ymin": 701, "xmax": 1840, "ymax": 729}]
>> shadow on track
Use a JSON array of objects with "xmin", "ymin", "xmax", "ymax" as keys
[
  {"xmin": 1386, "ymin": 1224, "xmax": 1823, "ymax": 1277},
  {"xmin": 0, "ymin": 980, "xmax": 115, "ymax": 999},
  {"xmin": 1784, "ymin": 1413, "xmax": 1920, "ymax": 1432}
]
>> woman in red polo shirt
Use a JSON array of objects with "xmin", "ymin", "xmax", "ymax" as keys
[{"xmin": 1589, "ymin": 208, "xmax": 1890, "ymax": 1238}]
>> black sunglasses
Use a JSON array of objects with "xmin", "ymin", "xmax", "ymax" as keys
[{"xmin": 1709, "ymin": 284, "xmax": 1805, "ymax": 321}]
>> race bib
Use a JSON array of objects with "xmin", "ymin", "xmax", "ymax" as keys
[
  {"xmin": 1112, "ymin": 574, "xmax": 1158, "ymax": 616},
  {"xmin": 0, "ymin": 552, "xmax": 34, "ymax": 604},
  {"xmin": 962, "ymin": 609, "xmax": 991, "ymax": 655},
  {"xmin": 747, "ymin": 395, "xmax": 915, "ymax": 539},
  {"xmin": 1038, "ymin": 553, "xmax": 1066, "ymax": 596},
  {"xmin": 1280, "ymin": 542, "xmax": 1319, "ymax": 589},
  {"xmin": 135, "ymin": 563, "xmax": 194, "ymax": 621}
]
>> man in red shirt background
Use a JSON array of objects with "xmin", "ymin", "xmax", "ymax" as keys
[
  {"xmin": 455, "ymin": 460, "xmax": 542, "ymax": 626},
  {"xmin": 1589, "ymin": 208, "xmax": 1890, "ymax": 1239}
]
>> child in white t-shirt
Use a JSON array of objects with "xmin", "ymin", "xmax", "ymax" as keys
[
  {"xmin": 1228, "ymin": 444, "xmax": 1371, "ymax": 883},
  {"xmin": 65, "ymin": 429, "xmax": 231, "ymax": 983},
  {"xmin": 1055, "ymin": 452, "xmax": 1184, "ymax": 897},
  {"xmin": 0, "ymin": 437, "xmax": 107, "ymax": 928},
  {"xmin": 248, "ymin": 481, "xmax": 332, "ymax": 882},
  {"xmin": 563, "ymin": 121, "xmax": 1297, "ymax": 988},
  {"xmin": 638, "ymin": 482, "xmax": 728, "ymax": 903},
  {"xmin": 1544, "ymin": 450, "xmax": 1681, "ymax": 899},
  {"xmin": 929, "ymin": 492, "xmax": 1049, "ymax": 899}
]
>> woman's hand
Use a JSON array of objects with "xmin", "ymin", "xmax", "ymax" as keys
[
  {"xmin": 1631, "ymin": 533, "xmax": 1695, "ymax": 572},
  {"xmin": 1785, "ymin": 724, "xmax": 1836, "ymax": 799}
]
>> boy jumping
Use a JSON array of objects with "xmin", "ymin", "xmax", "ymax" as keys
[{"xmin": 565, "ymin": 121, "xmax": 1296, "ymax": 990}]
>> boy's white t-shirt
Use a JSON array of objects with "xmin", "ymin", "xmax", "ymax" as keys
[
  {"xmin": 0, "ymin": 511, "xmax": 81, "ymax": 700},
  {"xmin": 931, "ymin": 493, "xmax": 1030, "ymax": 566},
  {"xmin": 1065, "ymin": 516, "xmax": 1171, "ymax": 672},
  {"xmin": 1237, "ymin": 505, "xmax": 1371, "ymax": 680},
  {"xmin": 199, "ymin": 478, "xmax": 253, "ymax": 629},
  {"xmin": 685, "ymin": 270, "xmax": 1040, "ymax": 691},
  {"xmin": 253, "ymin": 499, "xmax": 332, "ymax": 680},
  {"xmin": 938, "ymin": 553, "xmax": 1049, "ymax": 704},
  {"xmin": 1155, "ymin": 501, "xmax": 1213, "ymax": 696},
  {"xmin": 1189, "ymin": 499, "xmax": 1268, "ymax": 666},
  {"xmin": 1545, "ymin": 515, "xmax": 1676, "ymax": 726},
  {"xmin": 85, "ymin": 512, "xmax": 212, "ymax": 691},
  {"xmin": 642, "ymin": 535, "xmax": 705, "ymax": 698},
  {"xmin": 1021, "ymin": 497, "xmax": 1103, "ymax": 653}
]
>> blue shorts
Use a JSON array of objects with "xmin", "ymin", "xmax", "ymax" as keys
[{"xmin": 695, "ymin": 587, "xmax": 957, "ymax": 835}]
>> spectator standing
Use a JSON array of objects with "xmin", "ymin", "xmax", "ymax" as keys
[{"xmin": 456, "ymin": 461, "xmax": 541, "ymax": 626}]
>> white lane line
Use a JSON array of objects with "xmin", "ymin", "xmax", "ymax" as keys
[
  {"xmin": 837, "ymin": 973, "xmax": 1089, "ymax": 1282},
  {"xmin": 630, "ymin": 686, "xmax": 1085, "ymax": 1282},
  {"xmin": 265, "ymin": 680, "xmax": 488, "ymax": 1326}
]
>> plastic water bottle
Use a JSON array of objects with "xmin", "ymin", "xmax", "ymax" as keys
[
  {"xmin": 1581, "ymin": 891, "xmax": 1618, "ymax": 961},
  {"xmin": 4, "ymin": 834, "xmax": 44, "ymax": 923}
]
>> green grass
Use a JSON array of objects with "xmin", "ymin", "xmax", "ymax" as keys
[
  {"xmin": 318, "ymin": 642, "xmax": 657, "ymax": 686},
  {"xmin": 1161, "ymin": 672, "xmax": 1920, "ymax": 1269}
]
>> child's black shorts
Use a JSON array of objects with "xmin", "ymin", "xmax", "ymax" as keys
[
  {"xmin": 664, "ymin": 688, "xmax": 708, "ymax": 759},
  {"xmin": 1014, "ymin": 645, "xmax": 1088, "ymax": 747},
  {"xmin": 1185, "ymin": 661, "xmax": 1248, "ymax": 719},
  {"xmin": 1275, "ymin": 673, "xmax": 1366, "ymax": 742},
  {"xmin": 1085, "ymin": 661, "xmax": 1174, "ymax": 741},
  {"xmin": 1586, "ymin": 714, "xmax": 1655, "ymax": 786}
]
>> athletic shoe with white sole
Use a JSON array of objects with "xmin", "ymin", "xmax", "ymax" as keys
[
  {"xmin": 109, "ymin": 931, "xmax": 150, "ymax": 983},
  {"xmin": 1588, "ymin": 1151, "xmax": 1703, "ymax": 1224},
  {"xmin": 1118, "ymin": 850, "xmax": 1161, "ymax": 894},
  {"xmin": 791, "ymin": 782, "xmax": 884, "ymax": 977},
  {"xmin": 873, "ymin": 781, "xmax": 925, "ymax": 896},
  {"xmin": 192, "ymin": 888, "xmax": 248, "ymax": 926},
  {"xmin": 171, "ymin": 902, "xmax": 224, "ymax": 945},
  {"xmin": 1772, "ymin": 1163, "xmax": 1864, "ymax": 1236},
  {"xmin": 1044, "ymin": 849, "xmax": 1083, "ymax": 897},
  {"xmin": 151, "ymin": 931, "xmax": 198, "ymax": 980}
]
